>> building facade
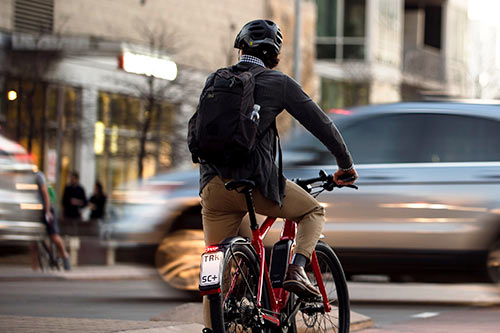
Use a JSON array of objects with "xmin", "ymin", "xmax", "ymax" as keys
[
  {"xmin": 314, "ymin": 0, "xmax": 474, "ymax": 110},
  {"xmin": 0, "ymin": 0, "xmax": 316, "ymax": 204}
]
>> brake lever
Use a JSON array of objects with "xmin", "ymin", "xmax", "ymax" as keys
[{"xmin": 324, "ymin": 182, "xmax": 335, "ymax": 191}]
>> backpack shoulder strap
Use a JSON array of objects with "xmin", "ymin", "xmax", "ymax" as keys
[{"xmin": 248, "ymin": 65, "xmax": 267, "ymax": 77}]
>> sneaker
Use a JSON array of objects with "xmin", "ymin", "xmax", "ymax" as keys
[
  {"xmin": 202, "ymin": 328, "xmax": 213, "ymax": 333},
  {"xmin": 283, "ymin": 264, "xmax": 321, "ymax": 299},
  {"xmin": 63, "ymin": 257, "xmax": 71, "ymax": 271}
]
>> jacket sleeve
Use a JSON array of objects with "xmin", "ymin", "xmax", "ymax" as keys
[{"xmin": 283, "ymin": 76, "xmax": 353, "ymax": 169}]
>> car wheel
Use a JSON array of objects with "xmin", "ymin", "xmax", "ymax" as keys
[
  {"xmin": 155, "ymin": 229, "xmax": 205, "ymax": 291},
  {"xmin": 487, "ymin": 240, "xmax": 500, "ymax": 283}
]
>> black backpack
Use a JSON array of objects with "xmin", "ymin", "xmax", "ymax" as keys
[{"xmin": 188, "ymin": 66, "xmax": 268, "ymax": 165}]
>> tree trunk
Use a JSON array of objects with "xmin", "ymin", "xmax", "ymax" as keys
[{"xmin": 137, "ymin": 76, "xmax": 156, "ymax": 179}]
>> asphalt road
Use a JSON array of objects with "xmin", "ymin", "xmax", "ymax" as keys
[
  {"xmin": 1, "ymin": 277, "xmax": 499, "ymax": 332},
  {"xmin": 0, "ymin": 278, "xmax": 200, "ymax": 321}
]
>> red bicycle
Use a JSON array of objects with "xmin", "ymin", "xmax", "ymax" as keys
[{"xmin": 199, "ymin": 170, "xmax": 356, "ymax": 333}]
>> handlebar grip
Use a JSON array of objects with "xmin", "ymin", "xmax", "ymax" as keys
[{"xmin": 338, "ymin": 174, "xmax": 357, "ymax": 183}]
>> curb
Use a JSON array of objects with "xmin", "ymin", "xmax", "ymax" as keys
[{"xmin": 0, "ymin": 264, "xmax": 159, "ymax": 282}]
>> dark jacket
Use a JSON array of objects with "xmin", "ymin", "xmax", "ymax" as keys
[
  {"xmin": 89, "ymin": 194, "xmax": 107, "ymax": 219},
  {"xmin": 200, "ymin": 62, "xmax": 353, "ymax": 205},
  {"xmin": 62, "ymin": 184, "xmax": 87, "ymax": 218}
]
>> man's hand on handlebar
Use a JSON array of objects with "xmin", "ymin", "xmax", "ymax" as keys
[{"xmin": 334, "ymin": 167, "xmax": 358, "ymax": 186}]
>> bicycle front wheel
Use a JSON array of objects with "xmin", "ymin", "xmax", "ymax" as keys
[
  {"xmin": 297, "ymin": 241, "xmax": 350, "ymax": 333},
  {"xmin": 212, "ymin": 243, "xmax": 272, "ymax": 333}
]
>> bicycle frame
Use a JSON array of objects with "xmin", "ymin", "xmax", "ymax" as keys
[
  {"xmin": 244, "ymin": 216, "xmax": 332, "ymax": 325},
  {"xmin": 201, "ymin": 173, "xmax": 355, "ymax": 332}
]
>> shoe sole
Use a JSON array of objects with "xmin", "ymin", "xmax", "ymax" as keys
[{"xmin": 283, "ymin": 280, "xmax": 321, "ymax": 299}]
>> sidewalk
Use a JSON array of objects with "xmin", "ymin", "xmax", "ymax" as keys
[
  {"xmin": 0, "ymin": 315, "xmax": 203, "ymax": 333},
  {"xmin": 0, "ymin": 310, "xmax": 372, "ymax": 333}
]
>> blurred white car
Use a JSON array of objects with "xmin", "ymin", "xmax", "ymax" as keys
[{"xmin": 0, "ymin": 134, "xmax": 44, "ymax": 243}]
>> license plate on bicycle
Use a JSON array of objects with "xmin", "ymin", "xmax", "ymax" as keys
[{"xmin": 200, "ymin": 251, "xmax": 223, "ymax": 288}]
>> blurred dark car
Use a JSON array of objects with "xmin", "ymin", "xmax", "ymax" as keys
[
  {"xmin": 105, "ymin": 102, "xmax": 500, "ymax": 289},
  {"xmin": 0, "ymin": 134, "xmax": 44, "ymax": 243}
]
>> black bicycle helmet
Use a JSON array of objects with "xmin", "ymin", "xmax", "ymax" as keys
[{"xmin": 234, "ymin": 19, "xmax": 283, "ymax": 55}]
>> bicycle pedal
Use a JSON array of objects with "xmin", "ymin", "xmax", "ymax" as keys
[{"xmin": 299, "ymin": 295, "xmax": 322, "ymax": 303}]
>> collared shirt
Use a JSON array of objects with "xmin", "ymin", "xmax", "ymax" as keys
[{"xmin": 238, "ymin": 54, "xmax": 266, "ymax": 68}]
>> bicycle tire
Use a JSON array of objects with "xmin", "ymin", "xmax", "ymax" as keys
[
  {"xmin": 294, "ymin": 241, "xmax": 350, "ymax": 333},
  {"xmin": 211, "ymin": 243, "xmax": 272, "ymax": 333}
]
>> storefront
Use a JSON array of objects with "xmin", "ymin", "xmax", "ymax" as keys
[{"xmin": 0, "ymin": 32, "xmax": 201, "ymax": 210}]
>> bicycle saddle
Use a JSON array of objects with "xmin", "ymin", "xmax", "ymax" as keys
[{"xmin": 224, "ymin": 179, "xmax": 256, "ymax": 192}]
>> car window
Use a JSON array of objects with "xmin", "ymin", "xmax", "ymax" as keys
[
  {"xmin": 341, "ymin": 114, "xmax": 426, "ymax": 164},
  {"xmin": 343, "ymin": 113, "xmax": 500, "ymax": 163},
  {"xmin": 283, "ymin": 112, "xmax": 500, "ymax": 165},
  {"xmin": 423, "ymin": 114, "xmax": 500, "ymax": 162}
]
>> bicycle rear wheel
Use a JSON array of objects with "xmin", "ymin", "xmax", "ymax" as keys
[
  {"xmin": 296, "ymin": 241, "xmax": 350, "ymax": 333},
  {"xmin": 211, "ymin": 243, "xmax": 272, "ymax": 333}
]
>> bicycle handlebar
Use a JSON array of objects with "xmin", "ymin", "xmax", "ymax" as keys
[{"xmin": 293, "ymin": 170, "xmax": 358, "ymax": 194}]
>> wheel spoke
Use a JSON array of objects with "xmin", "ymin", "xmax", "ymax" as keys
[
  {"xmin": 296, "ymin": 243, "xmax": 349, "ymax": 333},
  {"xmin": 219, "ymin": 247, "xmax": 268, "ymax": 332}
]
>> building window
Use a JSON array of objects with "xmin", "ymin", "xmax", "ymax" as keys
[
  {"xmin": 96, "ymin": 92, "xmax": 175, "ymax": 192},
  {"xmin": 320, "ymin": 78, "xmax": 369, "ymax": 110},
  {"xmin": 424, "ymin": 6, "xmax": 442, "ymax": 49},
  {"xmin": 405, "ymin": 3, "xmax": 443, "ymax": 50},
  {"xmin": 14, "ymin": 0, "xmax": 54, "ymax": 33},
  {"xmin": 316, "ymin": 0, "xmax": 366, "ymax": 60}
]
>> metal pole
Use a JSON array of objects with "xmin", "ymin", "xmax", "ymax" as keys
[{"xmin": 293, "ymin": 0, "xmax": 302, "ymax": 83}]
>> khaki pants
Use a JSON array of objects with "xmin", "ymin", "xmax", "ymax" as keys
[{"xmin": 201, "ymin": 176, "xmax": 325, "ymax": 327}]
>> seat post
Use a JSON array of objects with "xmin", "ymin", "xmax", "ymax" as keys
[{"xmin": 243, "ymin": 189, "xmax": 259, "ymax": 231}]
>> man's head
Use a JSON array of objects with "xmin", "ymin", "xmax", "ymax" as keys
[
  {"xmin": 70, "ymin": 172, "xmax": 79, "ymax": 185},
  {"xmin": 234, "ymin": 19, "xmax": 282, "ymax": 69}
]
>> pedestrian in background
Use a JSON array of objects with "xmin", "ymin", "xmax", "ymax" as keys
[
  {"xmin": 32, "ymin": 169, "xmax": 71, "ymax": 270},
  {"xmin": 89, "ymin": 181, "xmax": 106, "ymax": 220},
  {"xmin": 62, "ymin": 171, "xmax": 87, "ymax": 235}
]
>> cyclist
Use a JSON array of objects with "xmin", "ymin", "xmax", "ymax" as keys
[{"xmin": 199, "ymin": 19, "xmax": 357, "ymax": 327}]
